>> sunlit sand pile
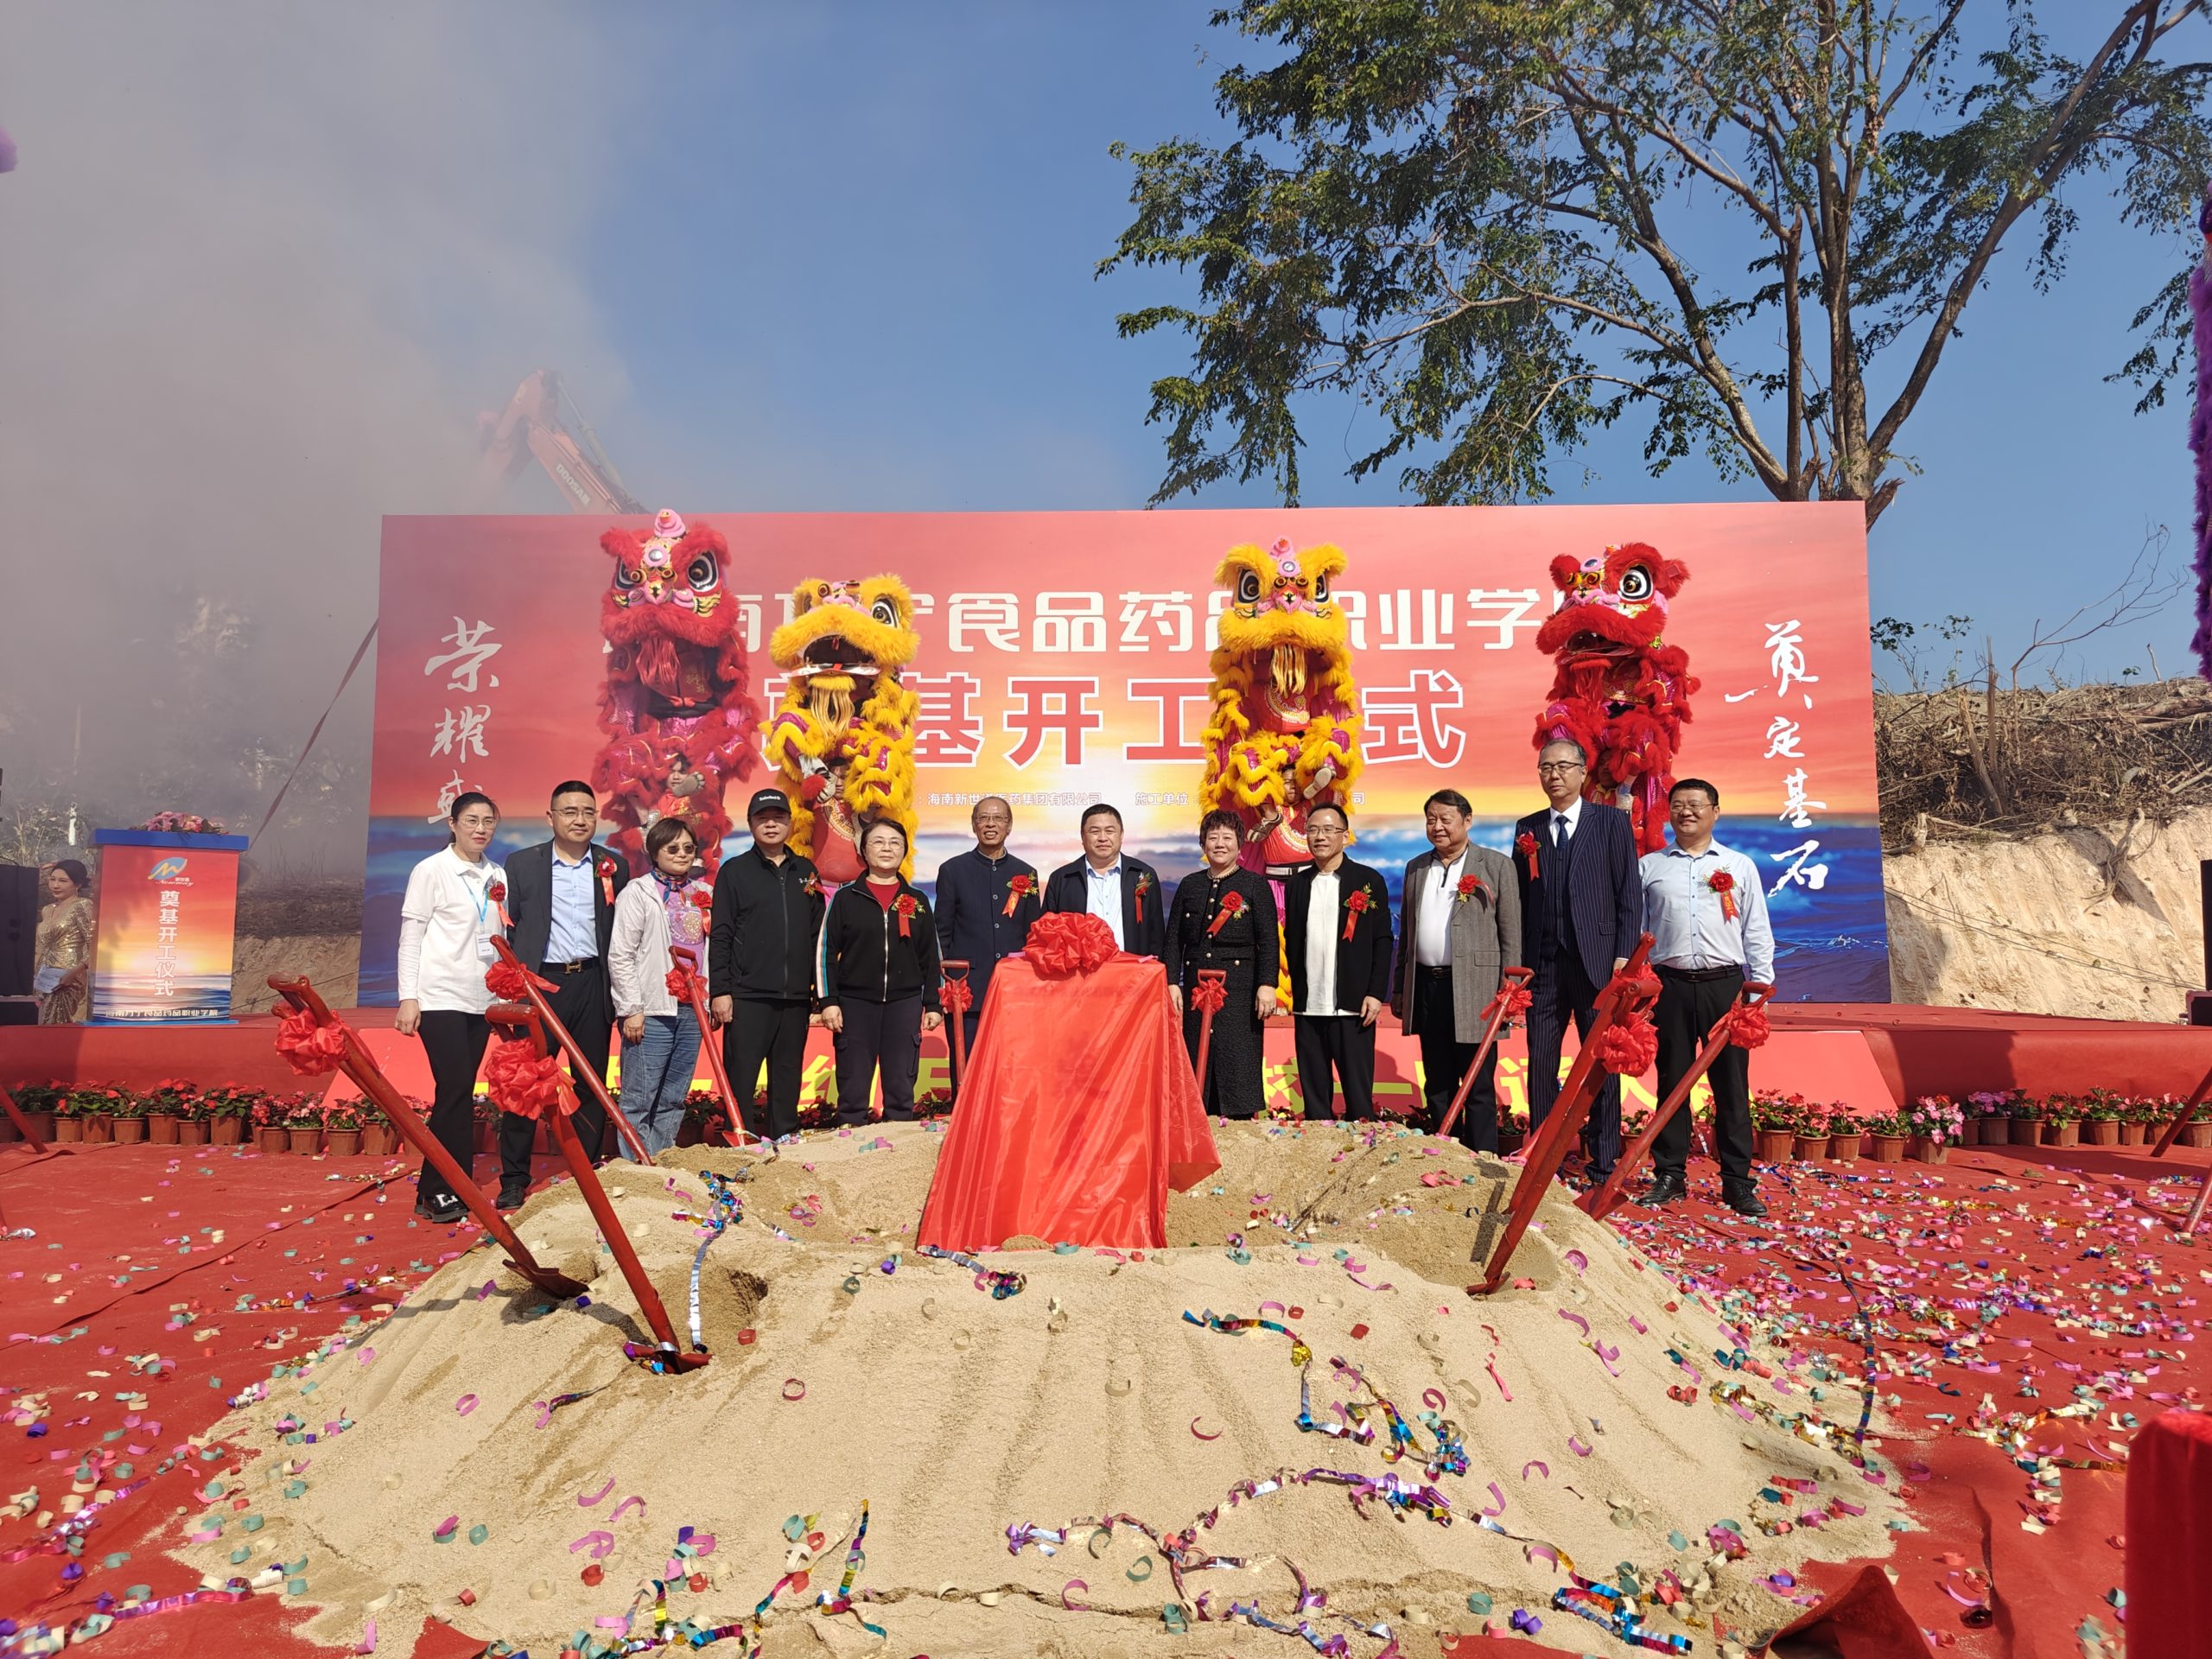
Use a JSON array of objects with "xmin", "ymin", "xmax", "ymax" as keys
[{"xmin": 180, "ymin": 1122, "xmax": 1899, "ymax": 1656}]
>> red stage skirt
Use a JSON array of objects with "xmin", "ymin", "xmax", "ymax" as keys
[{"xmin": 917, "ymin": 955, "xmax": 1219, "ymax": 1250}]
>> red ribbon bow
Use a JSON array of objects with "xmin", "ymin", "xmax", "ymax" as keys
[
  {"xmin": 1001, "ymin": 874, "xmax": 1035, "ymax": 918},
  {"xmin": 484, "ymin": 1037, "xmax": 575, "ymax": 1120},
  {"xmin": 1728, "ymin": 1003, "xmax": 1770, "ymax": 1049},
  {"xmin": 1190, "ymin": 976, "xmax": 1228, "ymax": 1014},
  {"xmin": 1593, "ymin": 1017, "xmax": 1659, "ymax": 1076},
  {"xmin": 939, "ymin": 976, "xmax": 975, "ymax": 1014},
  {"xmin": 1707, "ymin": 869, "xmax": 1739, "ymax": 921},
  {"xmin": 1206, "ymin": 889, "xmax": 1246, "ymax": 938},
  {"xmin": 1341, "ymin": 887, "xmax": 1371, "ymax": 941},
  {"xmin": 1023, "ymin": 912, "xmax": 1118, "ymax": 977},
  {"xmin": 1480, "ymin": 981, "xmax": 1535, "ymax": 1033},
  {"xmin": 666, "ymin": 966, "xmax": 702, "ymax": 1006},
  {"xmin": 1516, "ymin": 830, "xmax": 1540, "ymax": 880},
  {"xmin": 485, "ymin": 960, "xmax": 558, "ymax": 1002},
  {"xmin": 274, "ymin": 1006, "xmax": 348, "ymax": 1077}
]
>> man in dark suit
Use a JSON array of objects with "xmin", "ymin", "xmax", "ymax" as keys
[
  {"xmin": 1513, "ymin": 740, "xmax": 1643, "ymax": 1178},
  {"xmin": 501, "ymin": 779, "xmax": 629, "ymax": 1204},
  {"xmin": 933, "ymin": 795, "xmax": 1042, "ymax": 1054},
  {"xmin": 1041, "ymin": 803, "xmax": 1166, "ymax": 959},
  {"xmin": 1282, "ymin": 804, "xmax": 1392, "ymax": 1121},
  {"xmin": 1390, "ymin": 790, "xmax": 1522, "ymax": 1150}
]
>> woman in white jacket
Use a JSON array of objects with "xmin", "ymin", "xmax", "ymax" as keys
[
  {"xmin": 395, "ymin": 791, "xmax": 505, "ymax": 1223},
  {"xmin": 609, "ymin": 817, "xmax": 714, "ymax": 1155}
]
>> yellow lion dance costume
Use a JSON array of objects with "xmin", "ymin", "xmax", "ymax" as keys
[
  {"xmin": 1200, "ymin": 538, "xmax": 1363, "ymax": 907},
  {"xmin": 764, "ymin": 576, "xmax": 921, "ymax": 878}
]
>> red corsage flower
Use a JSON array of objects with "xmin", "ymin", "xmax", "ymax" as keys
[
  {"xmin": 485, "ymin": 880, "xmax": 511, "ymax": 928},
  {"xmin": 689, "ymin": 888, "xmax": 715, "ymax": 913},
  {"xmin": 895, "ymin": 893, "xmax": 919, "ymax": 938},
  {"xmin": 1342, "ymin": 887, "xmax": 1372, "ymax": 941},
  {"xmin": 1707, "ymin": 868, "xmax": 1739, "ymax": 921},
  {"xmin": 1001, "ymin": 873, "xmax": 1036, "ymax": 918},
  {"xmin": 1516, "ymin": 831, "xmax": 1540, "ymax": 880},
  {"xmin": 1455, "ymin": 872, "xmax": 1486, "ymax": 906},
  {"xmin": 1132, "ymin": 871, "xmax": 1153, "ymax": 923},
  {"xmin": 1206, "ymin": 889, "xmax": 1247, "ymax": 938}
]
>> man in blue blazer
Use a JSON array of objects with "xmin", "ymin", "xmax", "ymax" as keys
[{"xmin": 1513, "ymin": 741, "xmax": 1642, "ymax": 1177}]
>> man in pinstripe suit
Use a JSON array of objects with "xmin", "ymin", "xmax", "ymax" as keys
[{"xmin": 1514, "ymin": 740, "xmax": 1643, "ymax": 1179}]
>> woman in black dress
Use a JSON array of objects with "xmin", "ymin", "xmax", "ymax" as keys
[{"xmin": 1166, "ymin": 809, "xmax": 1280, "ymax": 1119}]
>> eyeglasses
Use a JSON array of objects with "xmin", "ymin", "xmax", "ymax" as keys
[
  {"xmin": 1536, "ymin": 762, "xmax": 1585, "ymax": 774},
  {"xmin": 553, "ymin": 807, "xmax": 599, "ymax": 820}
]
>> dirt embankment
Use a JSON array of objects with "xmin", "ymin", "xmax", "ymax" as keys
[
  {"xmin": 229, "ymin": 881, "xmax": 361, "ymax": 1014},
  {"xmin": 1884, "ymin": 804, "xmax": 2211, "ymax": 1017}
]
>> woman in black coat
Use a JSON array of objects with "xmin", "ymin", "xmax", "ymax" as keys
[
  {"xmin": 820, "ymin": 818, "xmax": 943, "ymax": 1125},
  {"xmin": 1165, "ymin": 809, "xmax": 1280, "ymax": 1119}
]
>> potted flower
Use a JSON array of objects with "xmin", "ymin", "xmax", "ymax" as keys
[
  {"xmin": 51, "ymin": 1086, "xmax": 86, "ymax": 1143},
  {"xmin": 2114, "ymin": 1096, "xmax": 2153, "ymax": 1147},
  {"xmin": 1790, "ymin": 1104, "xmax": 1829, "ymax": 1163},
  {"xmin": 1965, "ymin": 1090, "xmax": 2012, "ymax": 1146},
  {"xmin": 110, "ymin": 1086, "xmax": 151, "ymax": 1145},
  {"xmin": 2041, "ymin": 1095, "xmax": 2082, "ymax": 1149},
  {"xmin": 1500, "ymin": 1109, "xmax": 1532, "ymax": 1156},
  {"xmin": 1827, "ymin": 1109, "xmax": 1864, "ymax": 1163},
  {"xmin": 74, "ymin": 1085, "xmax": 119, "ymax": 1144},
  {"xmin": 1751, "ymin": 1090, "xmax": 1803, "ymax": 1163},
  {"xmin": 283, "ymin": 1093, "xmax": 325, "ymax": 1154},
  {"xmin": 1866, "ymin": 1112, "xmax": 1910, "ymax": 1163},
  {"xmin": 474, "ymin": 1098, "xmax": 499, "ymax": 1156},
  {"xmin": 175, "ymin": 1091, "xmax": 211, "ymax": 1147},
  {"xmin": 359, "ymin": 1100, "xmax": 402, "ymax": 1157},
  {"xmin": 2008, "ymin": 1093, "xmax": 2044, "ymax": 1147},
  {"xmin": 143, "ymin": 1077, "xmax": 194, "ymax": 1145},
  {"xmin": 11, "ymin": 1082, "xmax": 64, "ymax": 1143},
  {"xmin": 2077, "ymin": 1088, "xmax": 2124, "ymax": 1147},
  {"xmin": 321, "ymin": 1098, "xmax": 365, "ymax": 1157},
  {"xmin": 1904, "ymin": 1095, "xmax": 1964, "ymax": 1164},
  {"xmin": 206, "ymin": 1087, "xmax": 254, "ymax": 1147},
  {"xmin": 251, "ymin": 1095, "xmax": 289, "ymax": 1154},
  {"xmin": 2183, "ymin": 1099, "xmax": 2212, "ymax": 1151}
]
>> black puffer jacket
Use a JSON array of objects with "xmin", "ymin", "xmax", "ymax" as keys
[
  {"xmin": 708, "ymin": 845, "xmax": 823, "ymax": 1001},
  {"xmin": 821, "ymin": 880, "xmax": 943, "ymax": 1011}
]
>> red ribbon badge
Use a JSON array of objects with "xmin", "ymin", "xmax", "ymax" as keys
[
  {"xmin": 895, "ymin": 893, "xmax": 918, "ymax": 939},
  {"xmin": 1455, "ymin": 872, "xmax": 1485, "ymax": 906},
  {"xmin": 1133, "ymin": 872, "xmax": 1152, "ymax": 924},
  {"xmin": 1707, "ymin": 869, "xmax": 1739, "ymax": 921},
  {"xmin": 1516, "ymin": 831, "xmax": 1540, "ymax": 880},
  {"xmin": 1342, "ymin": 887, "xmax": 1371, "ymax": 942},
  {"xmin": 486, "ymin": 880, "xmax": 512, "ymax": 929},
  {"xmin": 1001, "ymin": 873, "xmax": 1035, "ymax": 918},
  {"xmin": 596, "ymin": 856, "xmax": 616, "ymax": 909},
  {"xmin": 1206, "ymin": 889, "xmax": 1246, "ymax": 938}
]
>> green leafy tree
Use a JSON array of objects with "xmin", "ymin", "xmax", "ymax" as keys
[{"xmin": 1103, "ymin": 0, "xmax": 2212, "ymax": 522}]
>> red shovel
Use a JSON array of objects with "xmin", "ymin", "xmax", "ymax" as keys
[
  {"xmin": 668, "ymin": 944, "xmax": 765, "ymax": 1147},
  {"xmin": 1434, "ymin": 965, "xmax": 1535, "ymax": 1143},
  {"xmin": 490, "ymin": 938, "xmax": 656, "ymax": 1165},
  {"xmin": 1189, "ymin": 969, "xmax": 1229, "ymax": 1105},
  {"xmin": 940, "ymin": 959, "xmax": 974, "ymax": 1101}
]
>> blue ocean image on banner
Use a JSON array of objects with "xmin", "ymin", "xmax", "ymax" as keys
[{"xmin": 360, "ymin": 815, "xmax": 1888, "ymax": 1005}]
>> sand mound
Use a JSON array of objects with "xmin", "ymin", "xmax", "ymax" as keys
[{"xmin": 180, "ymin": 1122, "xmax": 1898, "ymax": 1656}]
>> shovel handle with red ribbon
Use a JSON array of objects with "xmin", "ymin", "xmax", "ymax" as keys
[
  {"xmin": 266, "ymin": 975, "xmax": 587, "ymax": 1302},
  {"xmin": 1579, "ymin": 981, "xmax": 1774, "ymax": 1224},
  {"xmin": 488, "ymin": 938, "xmax": 656, "ymax": 1166},
  {"xmin": 1433, "ymin": 965, "xmax": 1535, "ymax": 1143},
  {"xmin": 1189, "ymin": 969, "xmax": 1229, "ymax": 1104},
  {"xmin": 486, "ymin": 998, "xmax": 705, "ymax": 1371},
  {"xmin": 0, "ymin": 1079, "xmax": 59, "ymax": 1156},
  {"xmin": 2147, "ymin": 1058, "xmax": 2212, "ymax": 1236},
  {"xmin": 939, "ymin": 960, "xmax": 974, "ymax": 1100},
  {"xmin": 1469, "ymin": 934, "xmax": 1656, "ymax": 1296},
  {"xmin": 668, "ymin": 945, "xmax": 765, "ymax": 1149}
]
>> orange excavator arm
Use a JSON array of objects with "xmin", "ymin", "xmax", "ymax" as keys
[{"xmin": 476, "ymin": 369, "xmax": 644, "ymax": 514}]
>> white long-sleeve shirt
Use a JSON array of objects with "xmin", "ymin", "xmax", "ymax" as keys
[
  {"xmin": 1637, "ymin": 840, "xmax": 1775, "ymax": 984},
  {"xmin": 396, "ymin": 848, "xmax": 508, "ymax": 1012}
]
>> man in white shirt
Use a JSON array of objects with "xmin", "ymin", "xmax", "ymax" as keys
[
  {"xmin": 1281, "ymin": 805, "xmax": 1393, "ymax": 1120},
  {"xmin": 1042, "ymin": 803, "xmax": 1167, "ymax": 958},
  {"xmin": 1637, "ymin": 778, "xmax": 1776, "ymax": 1215}
]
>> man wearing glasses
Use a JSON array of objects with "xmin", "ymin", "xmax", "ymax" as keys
[
  {"xmin": 1513, "ymin": 741, "xmax": 1642, "ymax": 1180},
  {"xmin": 1281, "ymin": 804, "xmax": 1393, "ymax": 1121},
  {"xmin": 501, "ymin": 780, "xmax": 629, "ymax": 1203},
  {"xmin": 931, "ymin": 796, "xmax": 1042, "ymax": 1056}
]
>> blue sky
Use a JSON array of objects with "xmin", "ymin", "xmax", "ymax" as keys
[{"xmin": 540, "ymin": 4, "xmax": 2202, "ymax": 687}]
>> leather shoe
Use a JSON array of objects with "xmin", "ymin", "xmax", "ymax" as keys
[
  {"xmin": 1724, "ymin": 1186, "xmax": 1769, "ymax": 1217},
  {"xmin": 496, "ymin": 1188, "xmax": 527, "ymax": 1211},
  {"xmin": 417, "ymin": 1198, "xmax": 465, "ymax": 1224},
  {"xmin": 1641, "ymin": 1173, "xmax": 1685, "ymax": 1206}
]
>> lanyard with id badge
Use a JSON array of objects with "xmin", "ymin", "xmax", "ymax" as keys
[{"xmin": 466, "ymin": 868, "xmax": 499, "ymax": 963}]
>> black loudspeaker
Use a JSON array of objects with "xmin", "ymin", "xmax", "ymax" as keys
[{"xmin": 0, "ymin": 864, "xmax": 36, "ymax": 997}]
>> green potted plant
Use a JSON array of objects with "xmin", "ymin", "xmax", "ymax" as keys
[
  {"xmin": 11, "ymin": 1082, "xmax": 63, "ymax": 1143},
  {"xmin": 2041, "ymin": 1094, "xmax": 2082, "ymax": 1148},
  {"xmin": 109, "ymin": 1086, "xmax": 151, "ymax": 1145},
  {"xmin": 1967, "ymin": 1090, "xmax": 2014, "ymax": 1146},
  {"xmin": 359, "ymin": 1098, "xmax": 402, "ymax": 1157},
  {"xmin": 50, "ymin": 1086, "xmax": 86, "ymax": 1143},
  {"xmin": 74, "ymin": 1085, "xmax": 120, "ymax": 1144},
  {"xmin": 251, "ymin": 1095, "xmax": 289, "ymax": 1154},
  {"xmin": 2007, "ymin": 1093, "xmax": 2044, "ymax": 1147},
  {"xmin": 1751, "ymin": 1090, "xmax": 1802, "ymax": 1164},
  {"xmin": 175, "ymin": 1090, "xmax": 210, "ymax": 1147},
  {"xmin": 1827, "ymin": 1107, "xmax": 1864, "ymax": 1163},
  {"xmin": 2115, "ymin": 1096, "xmax": 2153, "ymax": 1147},
  {"xmin": 2077, "ymin": 1088, "xmax": 2124, "ymax": 1147},
  {"xmin": 1866, "ymin": 1111, "xmax": 1910, "ymax": 1163},
  {"xmin": 143, "ymin": 1077, "xmax": 194, "ymax": 1145},
  {"xmin": 2183, "ymin": 1099, "xmax": 2212, "ymax": 1151},
  {"xmin": 321, "ymin": 1098, "xmax": 365, "ymax": 1157},
  {"xmin": 205, "ymin": 1086, "xmax": 254, "ymax": 1147},
  {"xmin": 1904, "ymin": 1095, "xmax": 1964, "ymax": 1164},
  {"xmin": 283, "ymin": 1092, "xmax": 325, "ymax": 1154},
  {"xmin": 1791, "ymin": 1103, "xmax": 1830, "ymax": 1162}
]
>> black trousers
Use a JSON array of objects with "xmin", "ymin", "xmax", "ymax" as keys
[
  {"xmin": 416, "ymin": 1010, "xmax": 490, "ymax": 1205},
  {"xmin": 723, "ymin": 996, "xmax": 811, "ymax": 1140},
  {"xmin": 834, "ymin": 995, "xmax": 924, "ymax": 1125},
  {"xmin": 1653, "ymin": 966, "xmax": 1754, "ymax": 1188},
  {"xmin": 1294, "ymin": 1014, "xmax": 1376, "ymax": 1121},
  {"xmin": 1413, "ymin": 968, "xmax": 1499, "ymax": 1150},
  {"xmin": 499, "ymin": 964, "xmax": 613, "ymax": 1194},
  {"xmin": 1528, "ymin": 944, "xmax": 1621, "ymax": 1173}
]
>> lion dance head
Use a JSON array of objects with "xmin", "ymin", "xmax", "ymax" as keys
[
  {"xmin": 764, "ymin": 575, "xmax": 922, "ymax": 876},
  {"xmin": 591, "ymin": 509, "xmax": 760, "ymax": 874},
  {"xmin": 1533, "ymin": 541, "xmax": 1697, "ymax": 855},
  {"xmin": 1200, "ymin": 537, "xmax": 1363, "ymax": 881}
]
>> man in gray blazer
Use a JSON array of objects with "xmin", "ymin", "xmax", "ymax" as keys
[{"xmin": 1390, "ymin": 789, "xmax": 1522, "ymax": 1151}]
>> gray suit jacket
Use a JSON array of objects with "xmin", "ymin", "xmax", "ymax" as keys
[{"xmin": 1393, "ymin": 845, "xmax": 1523, "ymax": 1042}]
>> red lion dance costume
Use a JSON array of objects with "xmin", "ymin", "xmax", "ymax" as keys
[
  {"xmin": 1533, "ymin": 543, "xmax": 1697, "ymax": 855},
  {"xmin": 590, "ymin": 509, "xmax": 761, "ymax": 875}
]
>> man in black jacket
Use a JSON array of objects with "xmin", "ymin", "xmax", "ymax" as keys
[
  {"xmin": 709, "ymin": 788, "xmax": 824, "ymax": 1141},
  {"xmin": 1514, "ymin": 741, "xmax": 1643, "ymax": 1179},
  {"xmin": 501, "ymin": 779, "xmax": 627, "ymax": 1204},
  {"xmin": 1041, "ymin": 803, "xmax": 1167, "ymax": 958},
  {"xmin": 931, "ymin": 795, "xmax": 1040, "ymax": 1054},
  {"xmin": 1282, "ymin": 804, "xmax": 1392, "ymax": 1121}
]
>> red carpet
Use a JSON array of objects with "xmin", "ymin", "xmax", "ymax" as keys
[{"xmin": 2, "ymin": 1135, "xmax": 2204, "ymax": 1656}]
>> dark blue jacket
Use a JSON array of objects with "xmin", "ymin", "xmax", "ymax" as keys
[
  {"xmin": 931, "ymin": 849, "xmax": 1041, "ymax": 1009},
  {"xmin": 1511, "ymin": 800, "xmax": 1642, "ymax": 988}
]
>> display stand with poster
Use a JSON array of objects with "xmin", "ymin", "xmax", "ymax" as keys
[{"xmin": 88, "ymin": 829, "xmax": 248, "ymax": 1025}]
